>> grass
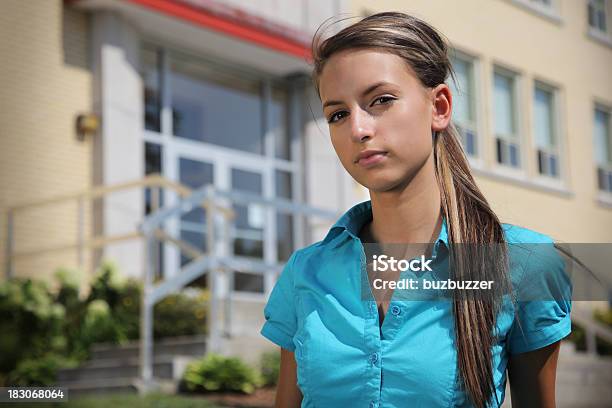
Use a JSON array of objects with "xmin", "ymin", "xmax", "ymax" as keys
[{"xmin": 4, "ymin": 393, "xmax": 223, "ymax": 408}]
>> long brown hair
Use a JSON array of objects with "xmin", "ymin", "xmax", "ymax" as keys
[{"xmin": 311, "ymin": 12, "xmax": 509, "ymax": 408}]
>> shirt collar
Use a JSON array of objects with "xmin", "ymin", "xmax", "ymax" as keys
[{"xmin": 322, "ymin": 200, "xmax": 449, "ymax": 251}]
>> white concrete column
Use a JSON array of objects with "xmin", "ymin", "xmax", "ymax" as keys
[{"xmin": 92, "ymin": 12, "xmax": 144, "ymax": 279}]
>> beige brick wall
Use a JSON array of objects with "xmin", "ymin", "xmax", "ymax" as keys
[{"xmin": 0, "ymin": 0, "xmax": 93, "ymax": 284}]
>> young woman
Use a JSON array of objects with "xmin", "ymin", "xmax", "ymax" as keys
[{"xmin": 261, "ymin": 11, "xmax": 570, "ymax": 408}]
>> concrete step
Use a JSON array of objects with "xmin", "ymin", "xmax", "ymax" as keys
[
  {"xmin": 57, "ymin": 356, "xmax": 176, "ymax": 382},
  {"xmin": 58, "ymin": 378, "xmax": 178, "ymax": 397},
  {"xmin": 56, "ymin": 336, "xmax": 207, "ymax": 395},
  {"xmin": 90, "ymin": 335, "xmax": 207, "ymax": 361},
  {"xmin": 57, "ymin": 377, "xmax": 138, "ymax": 396}
]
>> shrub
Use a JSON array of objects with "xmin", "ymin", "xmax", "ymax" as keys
[
  {"xmin": 7, "ymin": 354, "xmax": 76, "ymax": 386},
  {"xmin": 260, "ymin": 350, "xmax": 281, "ymax": 387},
  {"xmin": 154, "ymin": 293, "xmax": 208, "ymax": 339},
  {"xmin": 1, "ymin": 262, "xmax": 211, "ymax": 386},
  {"xmin": 182, "ymin": 354, "xmax": 262, "ymax": 394},
  {"xmin": 0, "ymin": 278, "xmax": 65, "ymax": 375}
]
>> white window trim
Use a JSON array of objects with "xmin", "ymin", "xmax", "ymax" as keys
[
  {"xmin": 531, "ymin": 80, "xmax": 565, "ymax": 186},
  {"xmin": 450, "ymin": 48, "xmax": 484, "ymax": 169},
  {"xmin": 509, "ymin": 0, "xmax": 563, "ymax": 24},
  {"xmin": 491, "ymin": 65, "xmax": 526, "ymax": 178},
  {"xmin": 593, "ymin": 101, "xmax": 612, "ymax": 205},
  {"xmin": 587, "ymin": 0, "xmax": 612, "ymax": 48}
]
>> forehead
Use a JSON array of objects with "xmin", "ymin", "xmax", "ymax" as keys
[{"xmin": 318, "ymin": 48, "xmax": 422, "ymax": 101}]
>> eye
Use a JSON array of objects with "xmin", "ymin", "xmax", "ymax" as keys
[
  {"xmin": 372, "ymin": 96, "xmax": 395, "ymax": 106},
  {"xmin": 327, "ymin": 110, "xmax": 347, "ymax": 124},
  {"xmin": 327, "ymin": 96, "xmax": 395, "ymax": 124}
]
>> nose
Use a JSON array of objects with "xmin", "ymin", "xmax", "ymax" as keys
[{"xmin": 349, "ymin": 107, "xmax": 375, "ymax": 143}]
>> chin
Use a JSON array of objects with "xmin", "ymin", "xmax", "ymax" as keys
[{"xmin": 355, "ymin": 174, "xmax": 406, "ymax": 193}]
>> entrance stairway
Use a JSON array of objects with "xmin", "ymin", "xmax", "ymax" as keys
[{"xmin": 56, "ymin": 335, "xmax": 207, "ymax": 395}]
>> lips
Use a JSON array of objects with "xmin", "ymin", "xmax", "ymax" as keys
[{"xmin": 355, "ymin": 150, "xmax": 388, "ymax": 167}]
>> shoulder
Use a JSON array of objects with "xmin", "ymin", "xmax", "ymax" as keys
[
  {"xmin": 501, "ymin": 223, "xmax": 555, "ymax": 244},
  {"xmin": 287, "ymin": 238, "xmax": 336, "ymax": 269},
  {"xmin": 501, "ymin": 224, "xmax": 568, "ymax": 295}
]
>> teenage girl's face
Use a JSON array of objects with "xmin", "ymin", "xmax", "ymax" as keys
[{"xmin": 318, "ymin": 48, "xmax": 451, "ymax": 192}]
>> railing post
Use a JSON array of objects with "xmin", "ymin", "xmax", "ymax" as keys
[
  {"xmin": 140, "ymin": 233, "xmax": 156, "ymax": 393},
  {"xmin": 223, "ymin": 216, "xmax": 232, "ymax": 338},
  {"xmin": 5, "ymin": 209, "xmax": 14, "ymax": 279},
  {"xmin": 585, "ymin": 327, "xmax": 597, "ymax": 356},
  {"xmin": 151, "ymin": 186, "xmax": 160, "ymax": 279},
  {"xmin": 206, "ymin": 187, "xmax": 221, "ymax": 354}
]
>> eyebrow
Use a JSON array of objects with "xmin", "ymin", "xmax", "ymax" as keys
[{"xmin": 322, "ymin": 81, "xmax": 396, "ymax": 109}]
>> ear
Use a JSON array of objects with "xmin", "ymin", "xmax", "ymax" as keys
[{"xmin": 430, "ymin": 84, "xmax": 452, "ymax": 133}]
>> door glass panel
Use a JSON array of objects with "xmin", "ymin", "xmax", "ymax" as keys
[
  {"xmin": 275, "ymin": 170, "xmax": 294, "ymax": 262},
  {"xmin": 170, "ymin": 51, "xmax": 264, "ymax": 154},
  {"xmin": 179, "ymin": 158, "xmax": 214, "ymax": 266},
  {"xmin": 272, "ymin": 85, "xmax": 290, "ymax": 160},
  {"xmin": 234, "ymin": 272, "xmax": 264, "ymax": 293},
  {"xmin": 231, "ymin": 168, "xmax": 263, "ymax": 259},
  {"xmin": 144, "ymin": 142, "xmax": 164, "ymax": 279},
  {"xmin": 231, "ymin": 168, "xmax": 264, "ymax": 293}
]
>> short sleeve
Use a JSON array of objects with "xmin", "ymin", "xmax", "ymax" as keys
[
  {"xmin": 260, "ymin": 250, "xmax": 299, "ymax": 351},
  {"xmin": 507, "ymin": 243, "xmax": 572, "ymax": 355}
]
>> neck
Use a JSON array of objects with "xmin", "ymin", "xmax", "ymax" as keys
[{"xmin": 368, "ymin": 153, "xmax": 442, "ymax": 244}]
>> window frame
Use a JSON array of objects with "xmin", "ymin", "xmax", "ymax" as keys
[
  {"xmin": 449, "ymin": 49, "xmax": 482, "ymax": 164},
  {"xmin": 587, "ymin": 0, "xmax": 612, "ymax": 47},
  {"xmin": 593, "ymin": 102, "xmax": 612, "ymax": 198},
  {"xmin": 509, "ymin": 0, "xmax": 563, "ymax": 24},
  {"xmin": 532, "ymin": 80, "xmax": 563, "ymax": 181},
  {"xmin": 492, "ymin": 65, "xmax": 524, "ymax": 175},
  {"xmin": 139, "ymin": 39, "xmax": 304, "ymax": 300}
]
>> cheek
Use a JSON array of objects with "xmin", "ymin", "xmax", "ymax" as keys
[
  {"xmin": 330, "ymin": 135, "xmax": 351, "ymax": 165},
  {"xmin": 384, "ymin": 104, "xmax": 433, "ymax": 154}
]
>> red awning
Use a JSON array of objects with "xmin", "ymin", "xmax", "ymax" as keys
[{"xmin": 125, "ymin": 0, "xmax": 312, "ymax": 60}]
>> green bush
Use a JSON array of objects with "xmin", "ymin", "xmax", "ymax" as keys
[
  {"xmin": 260, "ymin": 350, "xmax": 281, "ymax": 387},
  {"xmin": 7, "ymin": 354, "xmax": 76, "ymax": 386},
  {"xmin": 182, "ymin": 354, "xmax": 262, "ymax": 394},
  {"xmin": 1, "ymin": 261, "xmax": 210, "ymax": 386},
  {"xmin": 0, "ymin": 278, "xmax": 65, "ymax": 375},
  {"xmin": 154, "ymin": 293, "xmax": 208, "ymax": 339}
]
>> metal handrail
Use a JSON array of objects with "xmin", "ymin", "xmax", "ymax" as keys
[
  {"xmin": 137, "ymin": 183, "xmax": 339, "ymax": 392},
  {"xmin": 3, "ymin": 174, "xmax": 228, "ymax": 279}
]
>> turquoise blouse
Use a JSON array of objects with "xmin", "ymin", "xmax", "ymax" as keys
[{"xmin": 261, "ymin": 200, "xmax": 571, "ymax": 407}]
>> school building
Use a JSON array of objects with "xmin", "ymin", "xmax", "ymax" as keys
[{"xmin": 0, "ymin": 1, "xmax": 611, "ymax": 398}]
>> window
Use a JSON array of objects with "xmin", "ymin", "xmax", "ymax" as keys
[
  {"xmin": 170, "ymin": 50, "xmax": 265, "ymax": 154},
  {"xmin": 140, "ymin": 42, "xmax": 297, "ymax": 290},
  {"xmin": 533, "ymin": 83, "xmax": 560, "ymax": 178},
  {"xmin": 589, "ymin": 0, "xmax": 608, "ymax": 33},
  {"xmin": 493, "ymin": 69, "xmax": 521, "ymax": 168},
  {"xmin": 531, "ymin": 0, "xmax": 552, "ymax": 6},
  {"xmin": 594, "ymin": 106, "xmax": 612, "ymax": 193},
  {"xmin": 140, "ymin": 45, "xmax": 161, "ymax": 132},
  {"xmin": 450, "ymin": 54, "xmax": 478, "ymax": 157},
  {"xmin": 510, "ymin": 0, "xmax": 560, "ymax": 21}
]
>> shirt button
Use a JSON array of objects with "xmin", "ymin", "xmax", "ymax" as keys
[
  {"xmin": 369, "ymin": 401, "xmax": 378, "ymax": 408},
  {"xmin": 369, "ymin": 353, "xmax": 378, "ymax": 364},
  {"xmin": 391, "ymin": 305, "xmax": 401, "ymax": 316}
]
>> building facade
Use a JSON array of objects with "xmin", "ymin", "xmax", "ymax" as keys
[{"xmin": 1, "ymin": 0, "xmax": 611, "ymax": 359}]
